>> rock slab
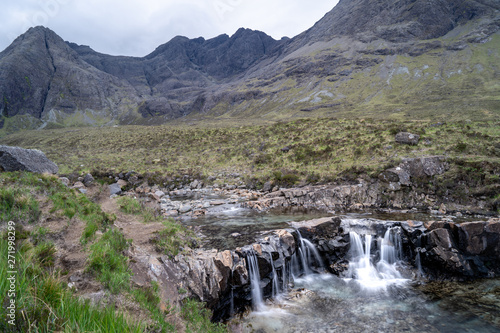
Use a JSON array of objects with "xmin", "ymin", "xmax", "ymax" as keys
[{"xmin": 0, "ymin": 145, "xmax": 58, "ymax": 174}]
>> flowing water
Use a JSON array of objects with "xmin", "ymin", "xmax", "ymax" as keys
[
  {"xmin": 182, "ymin": 206, "xmax": 330, "ymax": 250},
  {"xmin": 237, "ymin": 227, "xmax": 500, "ymax": 333}
]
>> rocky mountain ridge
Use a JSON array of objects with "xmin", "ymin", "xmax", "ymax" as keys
[{"xmin": 0, "ymin": 0, "xmax": 499, "ymax": 132}]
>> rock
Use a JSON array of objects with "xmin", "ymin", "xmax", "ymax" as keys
[
  {"xmin": 116, "ymin": 179, "xmax": 128, "ymax": 188},
  {"xmin": 395, "ymin": 132, "xmax": 420, "ymax": 145},
  {"xmin": 73, "ymin": 181, "xmax": 85, "ymax": 189},
  {"xmin": 380, "ymin": 167, "xmax": 411, "ymax": 186},
  {"xmin": 190, "ymin": 180, "xmax": 199, "ymax": 189},
  {"xmin": 400, "ymin": 156, "xmax": 448, "ymax": 178},
  {"xmin": 457, "ymin": 222, "xmax": 486, "ymax": 255},
  {"xmin": 83, "ymin": 173, "xmax": 94, "ymax": 186},
  {"xmin": 262, "ymin": 181, "xmax": 272, "ymax": 192},
  {"xmin": 179, "ymin": 205, "xmax": 192, "ymax": 213},
  {"xmin": 210, "ymin": 200, "xmax": 225, "ymax": 206},
  {"xmin": 164, "ymin": 210, "xmax": 179, "ymax": 217},
  {"xmin": 59, "ymin": 177, "xmax": 70, "ymax": 186},
  {"xmin": 439, "ymin": 203, "xmax": 447, "ymax": 215},
  {"xmin": 109, "ymin": 183, "xmax": 122, "ymax": 196},
  {"xmin": 276, "ymin": 230, "xmax": 295, "ymax": 250},
  {"xmin": 0, "ymin": 145, "xmax": 58, "ymax": 174},
  {"xmin": 155, "ymin": 190, "xmax": 165, "ymax": 198}
]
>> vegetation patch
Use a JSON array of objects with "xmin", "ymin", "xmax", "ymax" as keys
[
  {"xmin": 2, "ymin": 119, "xmax": 497, "ymax": 188},
  {"xmin": 0, "ymin": 230, "xmax": 142, "ymax": 332},
  {"xmin": 181, "ymin": 298, "xmax": 227, "ymax": 333},
  {"xmin": 87, "ymin": 229, "xmax": 132, "ymax": 294},
  {"xmin": 150, "ymin": 218, "xmax": 196, "ymax": 258}
]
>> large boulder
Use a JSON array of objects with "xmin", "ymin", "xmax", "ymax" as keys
[
  {"xmin": 0, "ymin": 145, "xmax": 58, "ymax": 174},
  {"xmin": 395, "ymin": 132, "xmax": 420, "ymax": 145}
]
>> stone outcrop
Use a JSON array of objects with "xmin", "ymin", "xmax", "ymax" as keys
[
  {"xmin": 0, "ymin": 145, "xmax": 58, "ymax": 174},
  {"xmin": 418, "ymin": 219, "xmax": 500, "ymax": 279},
  {"xmin": 245, "ymin": 156, "xmax": 449, "ymax": 211}
]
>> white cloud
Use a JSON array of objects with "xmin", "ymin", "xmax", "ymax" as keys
[{"xmin": 0, "ymin": 0, "xmax": 338, "ymax": 56}]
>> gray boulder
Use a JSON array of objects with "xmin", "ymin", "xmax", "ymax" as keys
[
  {"xmin": 395, "ymin": 132, "xmax": 420, "ymax": 145},
  {"xmin": 109, "ymin": 183, "xmax": 122, "ymax": 196},
  {"xmin": 0, "ymin": 145, "xmax": 58, "ymax": 174},
  {"xmin": 83, "ymin": 173, "xmax": 94, "ymax": 186}
]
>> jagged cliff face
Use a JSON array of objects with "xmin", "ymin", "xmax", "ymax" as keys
[{"xmin": 0, "ymin": 0, "xmax": 499, "ymax": 131}]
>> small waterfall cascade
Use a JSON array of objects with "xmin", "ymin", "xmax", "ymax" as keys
[
  {"xmin": 246, "ymin": 251, "xmax": 265, "ymax": 311},
  {"xmin": 347, "ymin": 227, "xmax": 407, "ymax": 290},
  {"xmin": 414, "ymin": 234, "xmax": 424, "ymax": 277},
  {"xmin": 282, "ymin": 260, "xmax": 291, "ymax": 292},
  {"xmin": 267, "ymin": 251, "xmax": 280, "ymax": 298},
  {"xmin": 292, "ymin": 230, "xmax": 324, "ymax": 277},
  {"xmin": 229, "ymin": 270, "xmax": 235, "ymax": 316}
]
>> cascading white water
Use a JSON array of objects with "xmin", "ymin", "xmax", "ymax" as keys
[
  {"xmin": 294, "ymin": 230, "xmax": 324, "ymax": 276},
  {"xmin": 347, "ymin": 228, "xmax": 407, "ymax": 291},
  {"xmin": 282, "ymin": 260, "xmax": 290, "ymax": 292},
  {"xmin": 246, "ymin": 232, "xmax": 323, "ymax": 312},
  {"xmin": 246, "ymin": 251, "xmax": 265, "ymax": 311},
  {"xmin": 267, "ymin": 251, "xmax": 280, "ymax": 298}
]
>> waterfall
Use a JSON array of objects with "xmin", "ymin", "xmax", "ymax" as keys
[
  {"xmin": 282, "ymin": 260, "xmax": 290, "ymax": 292},
  {"xmin": 229, "ymin": 270, "xmax": 235, "ymax": 316},
  {"xmin": 415, "ymin": 234, "xmax": 424, "ymax": 277},
  {"xmin": 295, "ymin": 229, "xmax": 324, "ymax": 276},
  {"xmin": 347, "ymin": 228, "xmax": 407, "ymax": 290},
  {"xmin": 267, "ymin": 251, "xmax": 280, "ymax": 298},
  {"xmin": 246, "ymin": 251, "xmax": 265, "ymax": 311}
]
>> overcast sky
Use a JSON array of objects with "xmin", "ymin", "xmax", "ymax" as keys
[{"xmin": 1, "ymin": 0, "xmax": 339, "ymax": 57}]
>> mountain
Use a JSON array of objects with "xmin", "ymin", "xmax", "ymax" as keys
[{"xmin": 0, "ymin": 0, "xmax": 499, "ymax": 133}]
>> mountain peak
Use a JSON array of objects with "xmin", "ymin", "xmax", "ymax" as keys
[{"xmin": 298, "ymin": 0, "xmax": 500, "ymax": 43}]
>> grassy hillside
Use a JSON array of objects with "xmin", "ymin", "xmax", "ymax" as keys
[
  {"xmin": 1, "ymin": 118, "xmax": 499, "ymax": 187},
  {"xmin": 0, "ymin": 172, "xmax": 226, "ymax": 332}
]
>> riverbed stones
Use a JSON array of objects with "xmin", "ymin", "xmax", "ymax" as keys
[
  {"xmin": 0, "ymin": 145, "xmax": 58, "ymax": 174},
  {"xmin": 179, "ymin": 205, "xmax": 192, "ymax": 213}
]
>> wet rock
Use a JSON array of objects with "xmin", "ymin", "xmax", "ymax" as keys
[
  {"xmin": 0, "ymin": 145, "xmax": 58, "ymax": 174},
  {"xmin": 395, "ymin": 132, "xmax": 420, "ymax": 145}
]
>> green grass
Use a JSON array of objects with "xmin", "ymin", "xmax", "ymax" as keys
[
  {"xmin": 116, "ymin": 196, "xmax": 162, "ymax": 223},
  {"xmin": 1, "ymin": 119, "xmax": 499, "ymax": 188},
  {"xmin": 181, "ymin": 299, "xmax": 227, "ymax": 333},
  {"xmin": 0, "ymin": 187, "xmax": 40, "ymax": 223},
  {"xmin": 87, "ymin": 229, "xmax": 132, "ymax": 294},
  {"xmin": 0, "ymin": 172, "xmax": 115, "ymax": 243},
  {"xmin": 131, "ymin": 282, "xmax": 176, "ymax": 332},
  {"xmin": 150, "ymin": 218, "xmax": 196, "ymax": 258},
  {"xmin": 0, "ymin": 231, "xmax": 142, "ymax": 333},
  {"xmin": 117, "ymin": 196, "xmax": 142, "ymax": 215}
]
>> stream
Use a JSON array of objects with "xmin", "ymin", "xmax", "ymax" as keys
[
  {"xmin": 236, "ymin": 226, "xmax": 500, "ymax": 333},
  {"xmin": 178, "ymin": 202, "xmax": 499, "ymax": 332}
]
